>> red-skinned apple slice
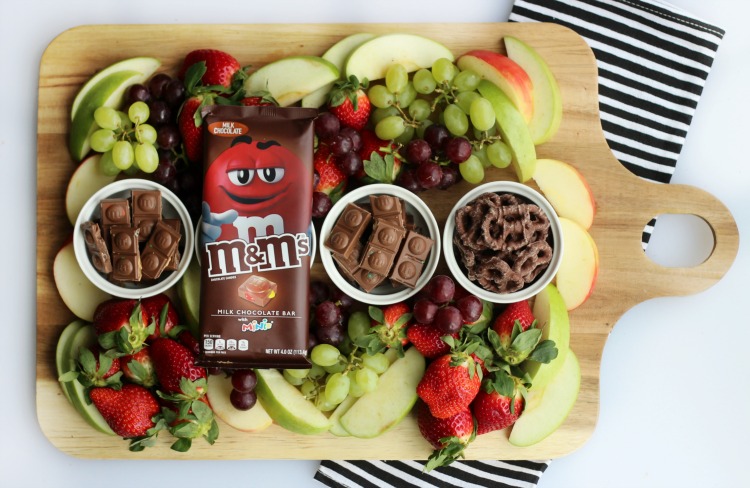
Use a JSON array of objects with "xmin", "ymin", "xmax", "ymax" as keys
[
  {"xmin": 504, "ymin": 36, "xmax": 563, "ymax": 145},
  {"xmin": 65, "ymin": 154, "xmax": 117, "ymax": 225},
  {"xmin": 457, "ymin": 49, "xmax": 534, "ymax": 123},
  {"xmin": 534, "ymin": 158, "xmax": 596, "ymax": 230},
  {"xmin": 555, "ymin": 218, "xmax": 599, "ymax": 310},
  {"xmin": 207, "ymin": 374, "xmax": 272, "ymax": 432},
  {"xmin": 53, "ymin": 238, "xmax": 111, "ymax": 321}
]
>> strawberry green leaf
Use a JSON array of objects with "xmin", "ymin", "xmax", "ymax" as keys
[
  {"xmin": 393, "ymin": 313, "xmax": 413, "ymax": 329},
  {"xmin": 368, "ymin": 306, "xmax": 385, "ymax": 325},
  {"xmin": 511, "ymin": 328, "xmax": 542, "ymax": 352},
  {"xmin": 329, "ymin": 181, "xmax": 346, "ymax": 205},
  {"xmin": 184, "ymin": 62, "xmax": 207, "ymax": 93},
  {"xmin": 173, "ymin": 421, "xmax": 201, "ymax": 439},
  {"xmin": 206, "ymin": 419, "xmax": 220, "ymax": 444},
  {"xmin": 171, "ymin": 438, "xmax": 192, "ymax": 452},
  {"xmin": 192, "ymin": 400, "xmax": 213, "ymax": 424},
  {"xmin": 384, "ymin": 154, "xmax": 395, "ymax": 183},
  {"xmin": 78, "ymin": 347, "xmax": 97, "ymax": 373},
  {"xmin": 486, "ymin": 329, "xmax": 503, "ymax": 354},
  {"xmin": 97, "ymin": 330, "xmax": 117, "ymax": 350},
  {"xmin": 58, "ymin": 371, "xmax": 79, "ymax": 382},
  {"xmin": 364, "ymin": 153, "xmax": 387, "ymax": 182},
  {"xmin": 527, "ymin": 340, "xmax": 559, "ymax": 364}
]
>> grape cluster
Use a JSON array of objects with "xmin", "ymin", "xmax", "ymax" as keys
[
  {"xmin": 228, "ymin": 369, "xmax": 258, "ymax": 411},
  {"xmin": 308, "ymin": 280, "xmax": 356, "ymax": 350},
  {"xmin": 368, "ymin": 58, "xmax": 514, "ymax": 191},
  {"xmin": 89, "ymin": 102, "xmax": 159, "ymax": 175},
  {"xmin": 413, "ymin": 274, "xmax": 484, "ymax": 334}
]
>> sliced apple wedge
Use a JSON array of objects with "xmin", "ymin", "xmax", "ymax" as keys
[
  {"xmin": 302, "ymin": 32, "xmax": 376, "ymax": 108},
  {"xmin": 340, "ymin": 347, "xmax": 425, "ymax": 438},
  {"xmin": 65, "ymin": 154, "xmax": 117, "ymax": 225},
  {"xmin": 255, "ymin": 368, "xmax": 331, "ymax": 435},
  {"xmin": 534, "ymin": 158, "xmax": 595, "ymax": 230},
  {"xmin": 55, "ymin": 320, "xmax": 85, "ymax": 404},
  {"xmin": 177, "ymin": 257, "xmax": 201, "ymax": 335},
  {"xmin": 244, "ymin": 56, "xmax": 339, "ymax": 107},
  {"xmin": 524, "ymin": 283, "xmax": 570, "ymax": 390},
  {"xmin": 504, "ymin": 36, "xmax": 563, "ymax": 144},
  {"xmin": 345, "ymin": 33, "xmax": 454, "ymax": 81},
  {"xmin": 457, "ymin": 50, "xmax": 534, "ymax": 123},
  {"xmin": 328, "ymin": 395, "xmax": 358, "ymax": 437},
  {"xmin": 207, "ymin": 374, "xmax": 273, "ymax": 432},
  {"xmin": 509, "ymin": 350, "xmax": 580, "ymax": 447},
  {"xmin": 477, "ymin": 80, "xmax": 537, "ymax": 182},
  {"xmin": 556, "ymin": 218, "xmax": 599, "ymax": 310},
  {"xmin": 53, "ymin": 239, "xmax": 111, "ymax": 321}
]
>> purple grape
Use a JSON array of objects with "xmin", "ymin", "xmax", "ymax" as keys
[
  {"xmin": 315, "ymin": 300, "xmax": 342, "ymax": 327},
  {"xmin": 315, "ymin": 323, "xmax": 345, "ymax": 346},
  {"xmin": 405, "ymin": 139, "xmax": 432, "ymax": 164},
  {"xmin": 456, "ymin": 295, "xmax": 483, "ymax": 324},
  {"xmin": 314, "ymin": 112, "xmax": 340, "ymax": 141},
  {"xmin": 337, "ymin": 151, "xmax": 363, "ymax": 176},
  {"xmin": 231, "ymin": 369, "xmax": 258, "ymax": 392},
  {"xmin": 424, "ymin": 124, "xmax": 449, "ymax": 151},
  {"xmin": 126, "ymin": 84, "xmax": 151, "ymax": 105},
  {"xmin": 230, "ymin": 389, "xmax": 257, "ymax": 411},
  {"xmin": 428, "ymin": 275, "xmax": 455, "ymax": 304},
  {"xmin": 153, "ymin": 160, "xmax": 177, "ymax": 185},
  {"xmin": 164, "ymin": 79, "xmax": 186, "ymax": 107},
  {"xmin": 157, "ymin": 124, "xmax": 181, "ymax": 150},
  {"xmin": 148, "ymin": 73, "xmax": 172, "ymax": 99},
  {"xmin": 312, "ymin": 191, "xmax": 333, "ymax": 218},
  {"xmin": 434, "ymin": 306, "xmax": 463, "ymax": 334},
  {"xmin": 330, "ymin": 287, "xmax": 354, "ymax": 310},
  {"xmin": 310, "ymin": 281, "xmax": 330, "ymax": 307},
  {"xmin": 445, "ymin": 137, "xmax": 471, "ymax": 163},
  {"xmin": 330, "ymin": 134, "xmax": 353, "ymax": 156},
  {"xmin": 415, "ymin": 161, "xmax": 442, "ymax": 190},
  {"xmin": 339, "ymin": 127, "xmax": 362, "ymax": 152},
  {"xmin": 207, "ymin": 367, "xmax": 223, "ymax": 376},
  {"xmin": 397, "ymin": 168, "xmax": 422, "ymax": 193},
  {"xmin": 438, "ymin": 164, "xmax": 459, "ymax": 189},
  {"xmin": 413, "ymin": 298, "xmax": 438, "ymax": 324},
  {"xmin": 147, "ymin": 99, "xmax": 171, "ymax": 125},
  {"xmin": 308, "ymin": 331, "xmax": 319, "ymax": 350}
]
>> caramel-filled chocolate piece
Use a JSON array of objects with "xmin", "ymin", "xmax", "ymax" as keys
[
  {"xmin": 353, "ymin": 267, "xmax": 385, "ymax": 292},
  {"xmin": 370, "ymin": 195, "xmax": 404, "ymax": 226},
  {"xmin": 238, "ymin": 275, "xmax": 278, "ymax": 307},
  {"xmin": 81, "ymin": 221, "xmax": 112, "ymax": 274},
  {"xmin": 325, "ymin": 203, "xmax": 371, "ymax": 258},
  {"xmin": 141, "ymin": 221, "xmax": 181, "ymax": 280},
  {"xmin": 162, "ymin": 219, "xmax": 182, "ymax": 271},
  {"xmin": 132, "ymin": 190, "xmax": 162, "ymax": 242},
  {"xmin": 110, "ymin": 226, "xmax": 141, "ymax": 282}
]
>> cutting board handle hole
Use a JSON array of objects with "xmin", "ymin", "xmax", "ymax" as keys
[{"xmin": 644, "ymin": 214, "xmax": 714, "ymax": 268}]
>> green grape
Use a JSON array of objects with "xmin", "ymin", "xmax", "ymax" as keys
[
  {"xmin": 135, "ymin": 123, "xmax": 157, "ymax": 144},
  {"xmin": 93, "ymin": 106, "xmax": 121, "ymax": 130},
  {"xmin": 123, "ymin": 163, "xmax": 140, "ymax": 176},
  {"xmin": 325, "ymin": 372, "xmax": 350, "ymax": 405},
  {"xmin": 128, "ymin": 101, "xmax": 150, "ymax": 124},
  {"xmin": 416, "ymin": 119, "xmax": 433, "ymax": 139},
  {"xmin": 308, "ymin": 364, "xmax": 326, "ymax": 379},
  {"xmin": 371, "ymin": 106, "xmax": 400, "ymax": 126},
  {"xmin": 283, "ymin": 369, "xmax": 306, "ymax": 386},
  {"xmin": 455, "ymin": 91, "xmax": 481, "ymax": 115},
  {"xmin": 368, "ymin": 84, "xmax": 395, "ymax": 109},
  {"xmin": 89, "ymin": 129, "xmax": 117, "ymax": 153},
  {"xmin": 443, "ymin": 104, "xmax": 469, "ymax": 136},
  {"xmin": 315, "ymin": 395, "xmax": 337, "ymax": 412},
  {"xmin": 98, "ymin": 150, "xmax": 120, "ymax": 176},
  {"xmin": 408, "ymin": 99, "xmax": 431, "ymax": 122},
  {"xmin": 396, "ymin": 82, "xmax": 417, "ymax": 108},
  {"xmin": 111, "ymin": 140, "xmax": 134, "ymax": 170},
  {"xmin": 347, "ymin": 311, "xmax": 371, "ymax": 342},
  {"xmin": 487, "ymin": 140, "xmax": 512, "ymax": 168},
  {"xmin": 459, "ymin": 154, "xmax": 485, "ymax": 184},
  {"xmin": 412, "ymin": 68, "xmax": 437, "ymax": 94},
  {"xmin": 311, "ymin": 344, "xmax": 341, "ymax": 367},
  {"xmin": 300, "ymin": 380, "xmax": 317, "ymax": 398},
  {"xmin": 469, "ymin": 97, "xmax": 496, "ymax": 132},
  {"xmin": 134, "ymin": 142, "xmax": 159, "ymax": 173},
  {"xmin": 453, "ymin": 69, "xmax": 480, "ymax": 92},
  {"xmin": 393, "ymin": 125, "xmax": 415, "ymax": 145},
  {"xmin": 385, "ymin": 64, "xmax": 408, "ymax": 94},
  {"xmin": 349, "ymin": 377, "xmax": 365, "ymax": 398},
  {"xmin": 355, "ymin": 367, "xmax": 379, "ymax": 393},
  {"xmin": 117, "ymin": 111, "xmax": 132, "ymax": 130},
  {"xmin": 375, "ymin": 115, "xmax": 406, "ymax": 140},
  {"xmin": 473, "ymin": 146, "xmax": 492, "ymax": 169},
  {"xmin": 323, "ymin": 359, "xmax": 347, "ymax": 374},
  {"xmin": 361, "ymin": 352, "xmax": 389, "ymax": 374},
  {"xmin": 432, "ymin": 58, "xmax": 457, "ymax": 84},
  {"xmin": 285, "ymin": 368, "xmax": 310, "ymax": 379}
]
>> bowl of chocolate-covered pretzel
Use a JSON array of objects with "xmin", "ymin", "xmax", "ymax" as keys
[{"xmin": 443, "ymin": 181, "xmax": 563, "ymax": 304}]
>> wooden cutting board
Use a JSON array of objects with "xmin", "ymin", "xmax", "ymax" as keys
[{"xmin": 36, "ymin": 23, "xmax": 738, "ymax": 460}]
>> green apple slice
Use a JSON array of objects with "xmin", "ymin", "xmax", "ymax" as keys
[
  {"xmin": 207, "ymin": 374, "xmax": 273, "ymax": 432},
  {"xmin": 69, "ymin": 57, "xmax": 160, "ymax": 162},
  {"xmin": 244, "ymin": 56, "xmax": 339, "ymax": 107},
  {"xmin": 55, "ymin": 320, "xmax": 85, "ymax": 403},
  {"xmin": 328, "ymin": 395, "xmax": 358, "ymax": 437},
  {"xmin": 477, "ymin": 79, "xmax": 537, "ymax": 182},
  {"xmin": 340, "ymin": 347, "xmax": 425, "ymax": 439},
  {"xmin": 177, "ymin": 257, "xmax": 201, "ymax": 335},
  {"xmin": 523, "ymin": 283, "xmax": 570, "ymax": 390},
  {"xmin": 65, "ymin": 154, "xmax": 117, "ymax": 225},
  {"xmin": 256, "ymin": 368, "xmax": 332, "ymax": 435},
  {"xmin": 302, "ymin": 32, "xmax": 376, "ymax": 108},
  {"xmin": 504, "ymin": 36, "xmax": 563, "ymax": 145},
  {"xmin": 509, "ymin": 350, "xmax": 580, "ymax": 447},
  {"xmin": 345, "ymin": 33, "xmax": 454, "ymax": 81}
]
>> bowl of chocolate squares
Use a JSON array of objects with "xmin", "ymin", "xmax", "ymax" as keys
[
  {"xmin": 320, "ymin": 184, "xmax": 441, "ymax": 306},
  {"xmin": 73, "ymin": 179, "xmax": 194, "ymax": 299},
  {"xmin": 443, "ymin": 181, "xmax": 563, "ymax": 304}
]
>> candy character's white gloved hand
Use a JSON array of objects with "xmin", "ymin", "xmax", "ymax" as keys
[{"xmin": 201, "ymin": 202, "xmax": 238, "ymax": 243}]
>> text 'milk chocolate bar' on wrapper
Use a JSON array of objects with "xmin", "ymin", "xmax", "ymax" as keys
[{"xmin": 198, "ymin": 105, "xmax": 317, "ymax": 369}]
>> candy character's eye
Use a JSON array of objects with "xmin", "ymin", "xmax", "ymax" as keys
[
  {"xmin": 258, "ymin": 167, "xmax": 285, "ymax": 183},
  {"xmin": 228, "ymin": 169, "xmax": 255, "ymax": 186}
]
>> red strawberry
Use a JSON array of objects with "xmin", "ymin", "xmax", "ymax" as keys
[
  {"xmin": 178, "ymin": 330, "xmax": 201, "ymax": 357},
  {"xmin": 63, "ymin": 346, "xmax": 122, "ymax": 388},
  {"xmin": 178, "ymin": 96, "xmax": 205, "ymax": 163},
  {"xmin": 471, "ymin": 374, "xmax": 525, "ymax": 435},
  {"xmin": 492, "ymin": 300, "xmax": 536, "ymax": 342},
  {"xmin": 121, "ymin": 348, "xmax": 157, "ymax": 388},
  {"xmin": 178, "ymin": 49, "xmax": 240, "ymax": 88},
  {"xmin": 240, "ymin": 91, "xmax": 277, "ymax": 106},
  {"xmin": 417, "ymin": 353, "xmax": 482, "ymax": 419},
  {"xmin": 407, "ymin": 323, "xmax": 457, "ymax": 359},
  {"xmin": 89, "ymin": 384, "xmax": 161, "ymax": 438},
  {"xmin": 328, "ymin": 76, "xmax": 371, "ymax": 131},
  {"xmin": 93, "ymin": 299, "xmax": 152, "ymax": 354},
  {"xmin": 416, "ymin": 401, "xmax": 476, "ymax": 471},
  {"xmin": 149, "ymin": 337, "xmax": 207, "ymax": 398},
  {"xmin": 141, "ymin": 293, "xmax": 179, "ymax": 342},
  {"xmin": 314, "ymin": 144, "xmax": 346, "ymax": 195},
  {"xmin": 491, "ymin": 300, "xmax": 547, "ymax": 365},
  {"xmin": 362, "ymin": 303, "xmax": 412, "ymax": 355}
]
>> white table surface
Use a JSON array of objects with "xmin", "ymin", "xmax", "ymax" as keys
[{"xmin": 3, "ymin": 0, "xmax": 747, "ymax": 486}]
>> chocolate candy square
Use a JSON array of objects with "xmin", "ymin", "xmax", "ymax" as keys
[
  {"xmin": 332, "ymin": 240, "xmax": 362, "ymax": 282},
  {"xmin": 132, "ymin": 190, "xmax": 162, "ymax": 242},
  {"xmin": 370, "ymin": 195, "xmax": 404, "ymax": 226},
  {"xmin": 325, "ymin": 203, "xmax": 371, "ymax": 258},
  {"xmin": 110, "ymin": 225, "xmax": 140, "ymax": 255},
  {"xmin": 81, "ymin": 221, "xmax": 112, "ymax": 274},
  {"xmin": 141, "ymin": 220, "xmax": 181, "ymax": 280},
  {"xmin": 359, "ymin": 242, "xmax": 396, "ymax": 277},
  {"xmin": 401, "ymin": 230, "xmax": 433, "ymax": 261},
  {"xmin": 369, "ymin": 219, "xmax": 406, "ymax": 253},
  {"xmin": 353, "ymin": 268, "xmax": 385, "ymax": 292},
  {"xmin": 238, "ymin": 275, "xmax": 278, "ymax": 307},
  {"xmin": 162, "ymin": 219, "xmax": 182, "ymax": 271},
  {"xmin": 390, "ymin": 254, "xmax": 424, "ymax": 288},
  {"xmin": 111, "ymin": 253, "xmax": 142, "ymax": 282}
]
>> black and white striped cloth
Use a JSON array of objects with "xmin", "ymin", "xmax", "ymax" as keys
[{"xmin": 315, "ymin": 1, "xmax": 724, "ymax": 487}]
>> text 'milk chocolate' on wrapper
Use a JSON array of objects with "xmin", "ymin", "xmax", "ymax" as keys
[{"xmin": 198, "ymin": 105, "xmax": 317, "ymax": 369}]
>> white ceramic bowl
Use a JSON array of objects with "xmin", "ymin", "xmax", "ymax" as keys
[
  {"xmin": 319, "ymin": 184, "xmax": 441, "ymax": 306},
  {"xmin": 73, "ymin": 179, "xmax": 194, "ymax": 299},
  {"xmin": 443, "ymin": 181, "xmax": 563, "ymax": 304}
]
